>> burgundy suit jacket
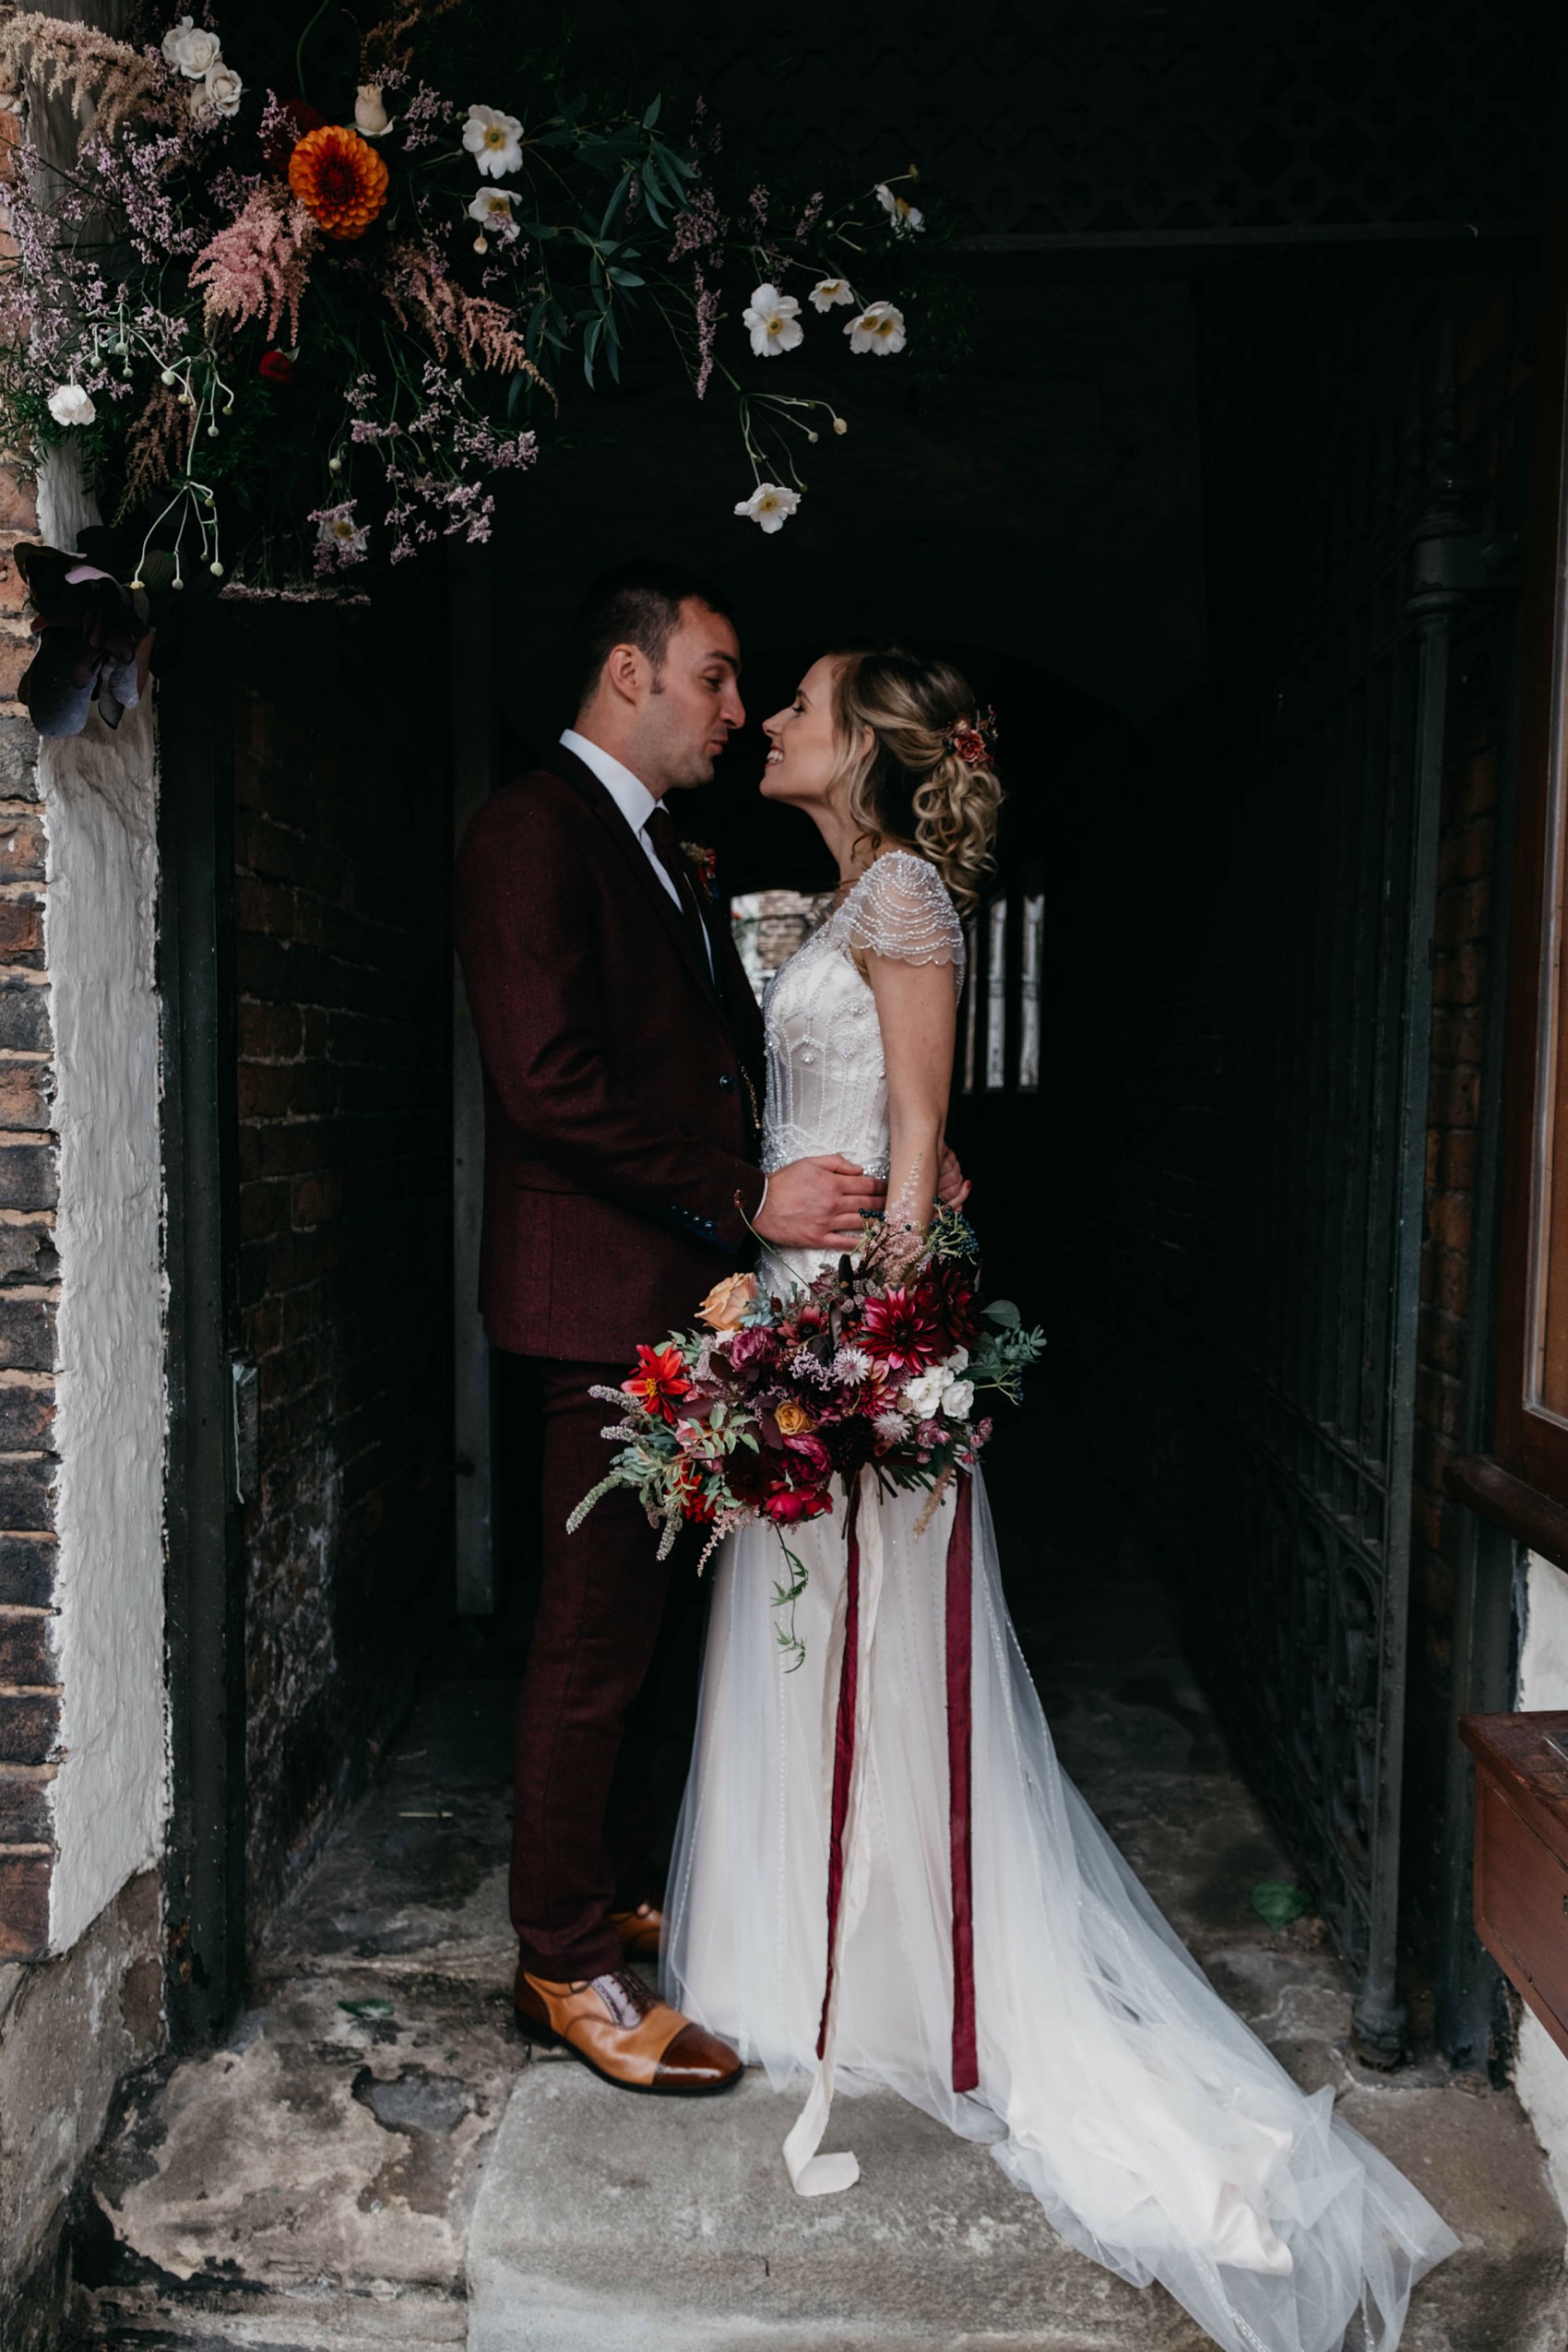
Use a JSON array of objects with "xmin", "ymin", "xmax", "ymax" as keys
[{"xmin": 454, "ymin": 744, "xmax": 768, "ymax": 1361}]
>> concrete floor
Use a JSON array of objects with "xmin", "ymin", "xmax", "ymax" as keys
[{"xmin": 65, "ymin": 1411, "xmax": 1568, "ymax": 2350}]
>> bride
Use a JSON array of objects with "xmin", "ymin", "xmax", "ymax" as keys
[{"xmin": 664, "ymin": 646, "xmax": 1457, "ymax": 2352}]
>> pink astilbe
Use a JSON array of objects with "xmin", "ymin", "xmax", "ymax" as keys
[
  {"xmin": 381, "ymin": 241, "xmax": 551, "ymax": 392},
  {"xmin": 189, "ymin": 185, "xmax": 319, "ymax": 347}
]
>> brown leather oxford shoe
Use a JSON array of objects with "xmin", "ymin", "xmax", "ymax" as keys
[
  {"xmin": 513, "ymin": 1964, "xmax": 742, "ymax": 2096},
  {"xmin": 608, "ymin": 1899, "xmax": 663, "ymax": 1960}
]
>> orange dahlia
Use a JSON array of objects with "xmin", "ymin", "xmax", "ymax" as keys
[{"xmin": 288, "ymin": 125, "xmax": 389, "ymax": 242}]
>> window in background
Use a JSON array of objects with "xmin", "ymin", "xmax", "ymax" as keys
[
  {"xmin": 985, "ymin": 897, "xmax": 1008, "ymax": 1090},
  {"xmin": 730, "ymin": 888, "xmax": 836, "ymax": 1002},
  {"xmin": 961, "ymin": 916, "xmax": 980, "ymax": 1094},
  {"xmin": 1018, "ymin": 893, "xmax": 1044, "ymax": 1092}
]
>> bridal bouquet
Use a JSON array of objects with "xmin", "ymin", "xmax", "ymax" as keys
[{"xmin": 570, "ymin": 1210, "xmax": 1044, "ymax": 1653}]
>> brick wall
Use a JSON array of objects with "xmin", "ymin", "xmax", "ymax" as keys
[
  {"xmin": 230, "ymin": 609, "xmax": 453, "ymax": 1930},
  {"xmin": 1402, "ymin": 277, "xmax": 1536, "ymax": 1966},
  {"xmin": 0, "ymin": 469, "xmax": 59, "ymax": 1963}
]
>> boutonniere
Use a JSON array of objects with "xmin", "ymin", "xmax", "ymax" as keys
[{"xmin": 682, "ymin": 839, "xmax": 718, "ymax": 896}]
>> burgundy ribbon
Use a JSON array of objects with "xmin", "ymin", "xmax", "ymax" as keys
[
  {"xmin": 816, "ymin": 1477, "xmax": 862, "ymax": 2060},
  {"xmin": 814, "ymin": 1469, "xmax": 978, "ymax": 2095},
  {"xmin": 946, "ymin": 1471, "xmax": 978, "ymax": 2093}
]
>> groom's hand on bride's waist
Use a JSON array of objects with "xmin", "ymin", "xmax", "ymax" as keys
[{"xmin": 754, "ymin": 1156, "xmax": 885, "ymax": 1252}]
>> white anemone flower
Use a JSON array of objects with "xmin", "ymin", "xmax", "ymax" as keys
[
  {"xmin": 733, "ymin": 482, "xmax": 801, "ymax": 534},
  {"xmin": 46, "ymin": 383, "xmax": 95, "ymax": 426},
  {"xmin": 875, "ymin": 182, "xmax": 924, "ymax": 234},
  {"xmin": 742, "ymin": 283, "xmax": 803, "ymax": 357},
  {"xmin": 809, "ymin": 278, "xmax": 853, "ymax": 311},
  {"xmin": 468, "ymin": 187, "xmax": 519, "ymax": 240},
  {"xmin": 196, "ymin": 62, "xmax": 243, "ymax": 115},
  {"xmin": 464, "ymin": 103, "xmax": 525, "ymax": 178},
  {"xmin": 846, "ymin": 299, "xmax": 907, "ymax": 356},
  {"xmin": 164, "ymin": 17, "xmax": 222, "ymax": 77}
]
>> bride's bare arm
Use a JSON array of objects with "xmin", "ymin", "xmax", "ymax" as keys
[{"xmin": 863, "ymin": 950, "xmax": 957, "ymax": 1267}]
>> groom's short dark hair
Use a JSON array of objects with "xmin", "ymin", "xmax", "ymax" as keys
[{"xmin": 571, "ymin": 560, "xmax": 734, "ymax": 708}]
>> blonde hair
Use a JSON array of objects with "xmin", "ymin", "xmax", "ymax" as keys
[{"xmin": 826, "ymin": 647, "xmax": 1002, "ymax": 916}]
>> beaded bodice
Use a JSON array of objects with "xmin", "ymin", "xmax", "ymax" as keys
[{"xmin": 760, "ymin": 851, "xmax": 965, "ymax": 1182}]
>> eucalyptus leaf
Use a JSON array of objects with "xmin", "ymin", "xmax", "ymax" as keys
[{"xmin": 983, "ymin": 1300, "xmax": 1022, "ymax": 1329}]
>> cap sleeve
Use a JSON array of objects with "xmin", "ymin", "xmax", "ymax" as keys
[{"xmin": 842, "ymin": 851, "xmax": 966, "ymax": 980}]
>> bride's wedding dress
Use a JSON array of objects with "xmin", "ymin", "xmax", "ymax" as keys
[{"xmin": 666, "ymin": 852, "xmax": 1457, "ymax": 2352}]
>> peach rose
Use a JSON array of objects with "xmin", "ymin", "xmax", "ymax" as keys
[
  {"xmin": 697, "ymin": 1271, "xmax": 758, "ymax": 1332},
  {"xmin": 774, "ymin": 1398, "xmax": 816, "ymax": 1436}
]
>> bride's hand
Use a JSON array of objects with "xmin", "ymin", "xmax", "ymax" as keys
[
  {"xmin": 937, "ymin": 1141, "xmax": 970, "ymax": 1210},
  {"xmin": 754, "ymin": 1155, "xmax": 885, "ymax": 1252}
]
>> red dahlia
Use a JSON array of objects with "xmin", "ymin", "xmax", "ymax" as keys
[
  {"xmin": 859, "ymin": 1285, "xmax": 940, "ymax": 1375},
  {"xmin": 917, "ymin": 1258, "xmax": 980, "ymax": 1354}
]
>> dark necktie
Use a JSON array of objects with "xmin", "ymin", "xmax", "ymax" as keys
[{"xmin": 645, "ymin": 802, "xmax": 712, "ymax": 969}]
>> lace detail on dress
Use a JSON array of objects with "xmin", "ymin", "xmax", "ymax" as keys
[
  {"xmin": 758, "ymin": 854, "xmax": 964, "ymax": 1194},
  {"xmin": 841, "ymin": 850, "xmax": 966, "ymax": 974}
]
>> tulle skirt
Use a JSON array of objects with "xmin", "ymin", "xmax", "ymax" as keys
[{"xmin": 665, "ymin": 1467, "xmax": 1458, "ymax": 2352}]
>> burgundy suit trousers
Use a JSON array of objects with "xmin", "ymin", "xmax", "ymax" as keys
[{"xmin": 510, "ymin": 1357, "xmax": 690, "ymax": 1980}]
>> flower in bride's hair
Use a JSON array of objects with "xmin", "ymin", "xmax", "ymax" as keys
[
  {"xmin": 742, "ymin": 282, "xmax": 802, "ymax": 356},
  {"xmin": 809, "ymin": 277, "xmax": 853, "ymax": 311},
  {"xmin": 774, "ymin": 1397, "xmax": 816, "ymax": 1436},
  {"xmin": 845, "ymin": 299, "xmax": 906, "ymax": 355},
  {"xmin": 696, "ymin": 1271, "xmax": 757, "ymax": 1332},
  {"xmin": 874, "ymin": 181, "xmax": 924, "ymax": 234},
  {"xmin": 733, "ymin": 481, "xmax": 800, "ymax": 534}
]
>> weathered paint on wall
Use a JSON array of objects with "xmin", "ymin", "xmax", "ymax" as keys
[
  {"xmin": 1513, "ymin": 1550, "xmax": 1568, "ymax": 2219},
  {"xmin": 42, "ymin": 702, "xmax": 167, "ymax": 1953}
]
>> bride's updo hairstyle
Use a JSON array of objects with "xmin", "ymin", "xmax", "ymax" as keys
[{"xmin": 827, "ymin": 647, "xmax": 1002, "ymax": 916}]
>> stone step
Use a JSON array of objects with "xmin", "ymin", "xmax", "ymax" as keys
[{"xmin": 466, "ymin": 2054, "xmax": 1568, "ymax": 2352}]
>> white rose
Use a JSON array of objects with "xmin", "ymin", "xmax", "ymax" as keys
[
  {"xmin": 941, "ymin": 1378, "xmax": 975, "ymax": 1420},
  {"xmin": 902, "ymin": 1369, "xmax": 946, "ymax": 1419},
  {"xmin": 197, "ymin": 62, "xmax": 242, "ymax": 115},
  {"xmin": 355, "ymin": 84, "xmax": 391, "ymax": 137},
  {"xmin": 167, "ymin": 18, "xmax": 222, "ymax": 78},
  {"xmin": 46, "ymin": 383, "xmax": 95, "ymax": 426},
  {"xmin": 946, "ymin": 1347, "xmax": 969, "ymax": 1375}
]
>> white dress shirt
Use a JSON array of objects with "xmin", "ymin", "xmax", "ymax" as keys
[
  {"xmin": 559, "ymin": 729, "xmax": 682, "ymax": 904},
  {"xmin": 559, "ymin": 728, "xmax": 764, "ymax": 1216},
  {"xmin": 559, "ymin": 730, "xmax": 716, "ymax": 982}
]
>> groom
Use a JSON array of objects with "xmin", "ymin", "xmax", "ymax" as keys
[{"xmin": 454, "ymin": 561, "xmax": 888, "ymax": 2094}]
